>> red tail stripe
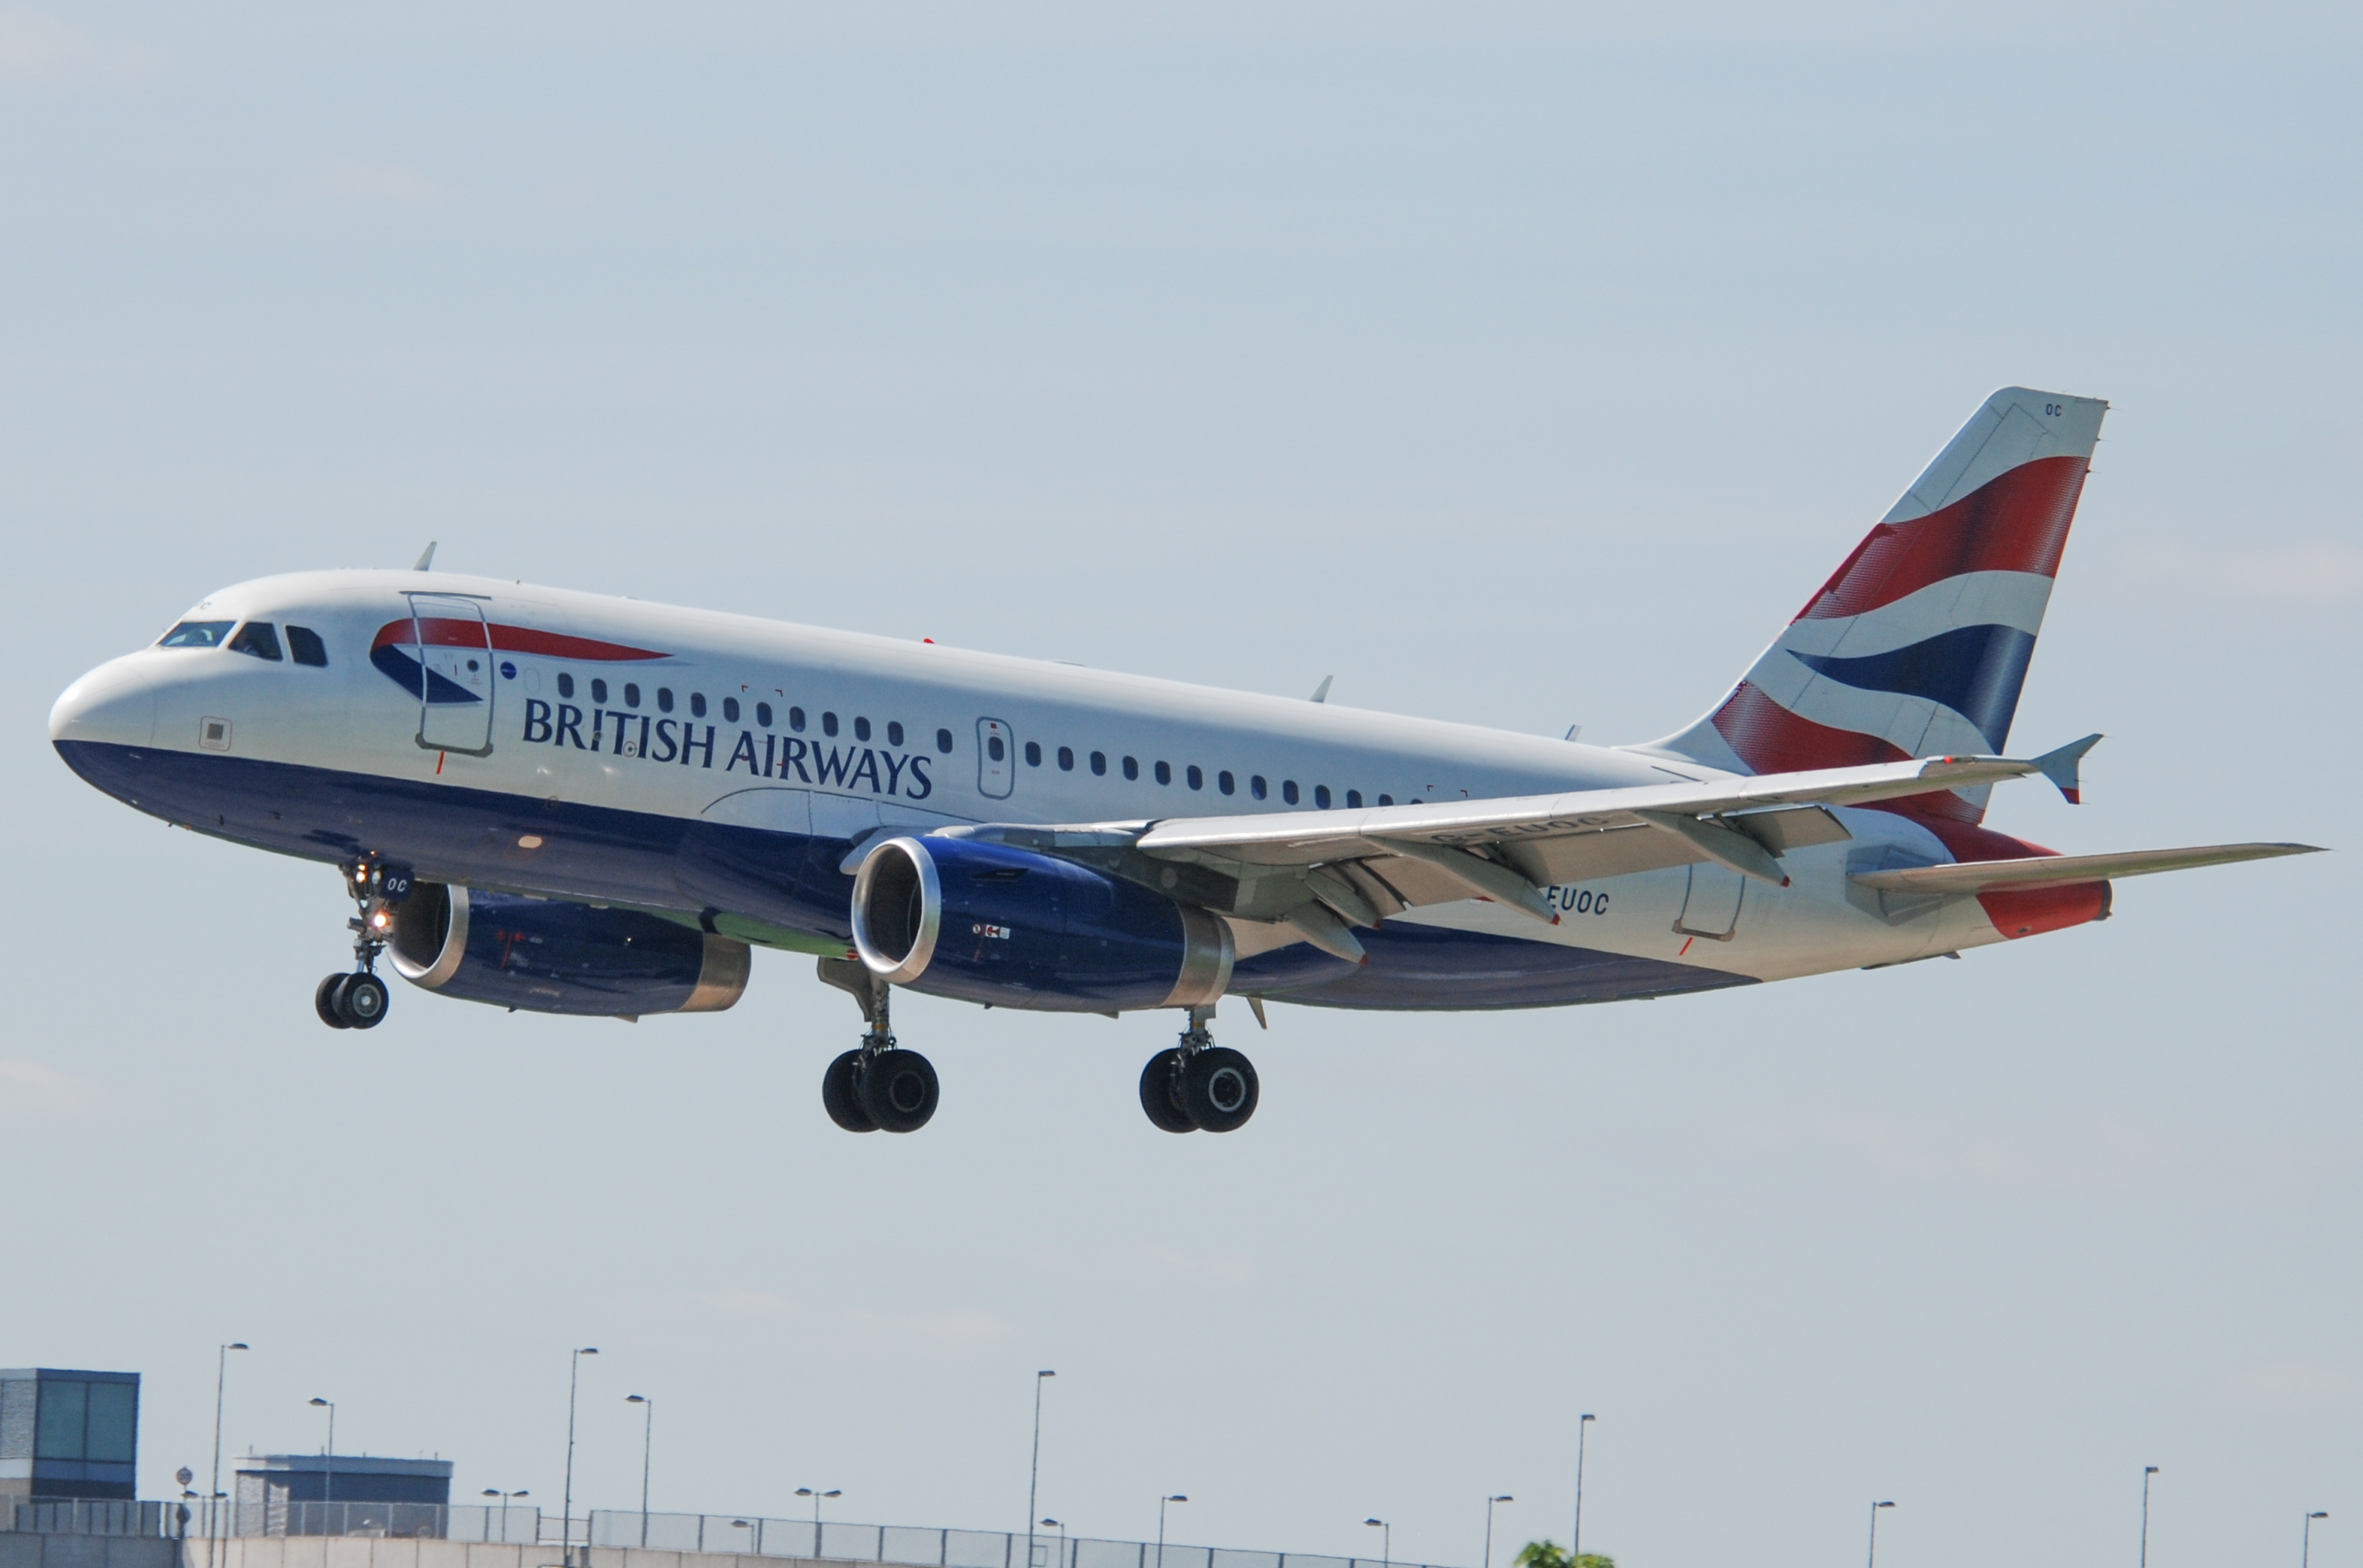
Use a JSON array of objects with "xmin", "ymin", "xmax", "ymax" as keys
[
  {"xmin": 1797, "ymin": 454, "xmax": 2089, "ymax": 622},
  {"xmin": 371, "ymin": 619, "xmax": 668, "ymax": 662}
]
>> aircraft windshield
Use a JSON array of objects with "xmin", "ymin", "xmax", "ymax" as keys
[{"xmin": 158, "ymin": 620, "xmax": 236, "ymax": 648}]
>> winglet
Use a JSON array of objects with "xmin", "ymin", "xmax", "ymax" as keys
[
  {"xmin": 1310, "ymin": 675, "xmax": 1334, "ymax": 704},
  {"xmin": 413, "ymin": 541, "xmax": 438, "ymax": 572},
  {"xmin": 2032, "ymin": 733, "xmax": 2103, "ymax": 805}
]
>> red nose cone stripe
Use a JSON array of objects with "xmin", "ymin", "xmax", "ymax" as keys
[
  {"xmin": 372, "ymin": 619, "xmax": 669, "ymax": 662},
  {"xmin": 1797, "ymin": 454, "xmax": 2089, "ymax": 622}
]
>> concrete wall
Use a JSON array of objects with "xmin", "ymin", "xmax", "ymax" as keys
[
  {"xmin": 192, "ymin": 1539, "xmax": 892, "ymax": 1568},
  {"xmin": 0, "ymin": 1533, "xmax": 179, "ymax": 1568}
]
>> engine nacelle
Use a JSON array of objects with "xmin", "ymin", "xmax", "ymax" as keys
[
  {"xmin": 388, "ymin": 883, "xmax": 750, "ymax": 1018},
  {"xmin": 851, "ymin": 836, "xmax": 1233, "ymax": 1012}
]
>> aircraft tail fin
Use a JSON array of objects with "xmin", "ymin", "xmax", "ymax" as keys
[{"xmin": 1641, "ymin": 386, "xmax": 2108, "ymax": 825}]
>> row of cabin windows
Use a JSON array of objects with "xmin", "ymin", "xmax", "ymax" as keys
[
  {"xmin": 549, "ymin": 673, "xmax": 954, "ymax": 753},
  {"xmin": 1017, "ymin": 739, "xmax": 1396, "ymax": 809},
  {"xmin": 160, "ymin": 620, "xmax": 329, "ymax": 666}
]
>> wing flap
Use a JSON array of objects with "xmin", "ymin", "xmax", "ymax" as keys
[{"xmin": 1848, "ymin": 842, "xmax": 2323, "ymax": 894}]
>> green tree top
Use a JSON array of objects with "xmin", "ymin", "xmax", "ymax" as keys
[{"xmin": 1512, "ymin": 1541, "xmax": 1613, "ymax": 1568}]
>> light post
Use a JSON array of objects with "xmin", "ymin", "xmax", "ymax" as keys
[
  {"xmin": 626, "ymin": 1396, "xmax": 654, "ymax": 1547},
  {"xmin": 482, "ymin": 1490, "xmax": 529, "ymax": 1544},
  {"xmin": 796, "ymin": 1489, "xmax": 840, "ymax": 1557},
  {"xmin": 1483, "ymin": 1496, "xmax": 1513, "ymax": 1568},
  {"xmin": 1365, "ymin": 1519, "xmax": 1390, "ymax": 1568},
  {"xmin": 2139, "ymin": 1467, "xmax": 2159, "ymax": 1568},
  {"xmin": 307, "ymin": 1399, "xmax": 335, "ymax": 1524},
  {"xmin": 1158, "ymin": 1495, "xmax": 1188, "ymax": 1568},
  {"xmin": 1867, "ymin": 1502, "xmax": 1894, "ymax": 1568},
  {"xmin": 732, "ymin": 1520, "xmax": 762, "ymax": 1556},
  {"xmin": 1041, "ymin": 1519, "xmax": 1067, "ymax": 1568},
  {"xmin": 209, "ymin": 1344, "xmax": 247, "ymax": 1568},
  {"xmin": 563, "ymin": 1347, "xmax": 598, "ymax": 1568},
  {"xmin": 2304, "ymin": 1511, "xmax": 2328, "ymax": 1568},
  {"xmin": 1028, "ymin": 1373, "xmax": 1056, "ymax": 1568},
  {"xmin": 1571, "ymin": 1413, "xmax": 1595, "ymax": 1562}
]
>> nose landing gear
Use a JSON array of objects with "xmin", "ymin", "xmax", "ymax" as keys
[
  {"xmin": 1140, "ymin": 1006, "xmax": 1258, "ymax": 1133},
  {"xmin": 816, "ymin": 957, "xmax": 940, "ymax": 1133},
  {"xmin": 315, "ymin": 859, "xmax": 409, "ymax": 1031}
]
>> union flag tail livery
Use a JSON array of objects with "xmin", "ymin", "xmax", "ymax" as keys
[
  {"xmin": 48, "ymin": 385, "xmax": 2319, "ymax": 1135},
  {"xmin": 1650, "ymin": 387, "xmax": 2107, "ymax": 827}
]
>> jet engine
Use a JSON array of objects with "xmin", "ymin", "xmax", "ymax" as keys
[
  {"xmin": 850, "ymin": 835, "xmax": 1232, "ymax": 1012},
  {"xmin": 387, "ymin": 883, "xmax": 750, "ymax": 1017}
]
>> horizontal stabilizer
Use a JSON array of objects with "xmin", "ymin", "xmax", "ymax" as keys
[{"xmin": 1849, "ymin": 842, "xmax": 2323, "ymax": 895}]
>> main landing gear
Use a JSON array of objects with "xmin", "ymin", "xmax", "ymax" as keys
[
  {"xmin": 315, "ymin": 860, "xmax": 402, "ymax": 1031},
  {"xmin": 1140, "ymin": 1006, "xmax": 1258, "ymax": 1133},
  {"xmin": 816, "ymin": 957, "xmax": 939, "ymax": 1133}
]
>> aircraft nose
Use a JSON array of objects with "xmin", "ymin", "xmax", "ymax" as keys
[{"xmin": 51, "ymin": 656, "xmax": 158, "ymax": 747}]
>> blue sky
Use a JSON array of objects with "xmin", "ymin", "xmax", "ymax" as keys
[{"xmin": 3, "ymin": 6, "xmax": 2357, "ymax": 1567}]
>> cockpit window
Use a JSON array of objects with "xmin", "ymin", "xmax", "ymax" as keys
[
  {"xmin": 286, "ymin": 626, "xmax": 329, "ymax": 666},
  {"xmin": 228, "ymin": 622, "xmax": 284, "ymax": 662},
  {"xmin": 159, "ymin": 620, "xmax": 235, "ymax": 648}
]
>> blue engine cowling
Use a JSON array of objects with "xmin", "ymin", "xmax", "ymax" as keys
[
  {"xmin": 850, "ymin": 836, "xmax": 1233, "ymax": 1012},
  {"xmin": 387, "ymin": 883, "xmax": 750, "ymax": 1017}
]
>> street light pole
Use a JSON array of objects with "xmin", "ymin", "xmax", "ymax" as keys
[
  {"xmin": 1483, "ymin": 1497, "xmax": 1513, "ymax": 1568},
  {"xmin": 2139, "ymin": 1467, "xmax": 2159, "ymax": 1568},
  {"xmin": 1158, "ymin": 1495, "xmax": 1187, "ymax": 1568},
  {"xmin": 1364, "ymin": 1519, "xmax": 1389, "ymax": 1568},
  {"xmin": 626, "ymin": 1397, "xmax": 654, "ymax": 1547},
  {"xmin": 1867, "ymin": 1502, "xmax": 1894, "ymax": 1568},
  {"xmin": 307, "ymin": 1399, "xmax": 335, "ymax": 1520},
  {"xmin": 563, "ymin": 1347, "xmax": 598, "ymax": 1568},
  {"xmin": 1571, "ymin": 1413, "xmax": 1595, "ymax": 1561},
  {"xmin": 796, "ymin": 1489, "xmax": 840, "ymax": 1557},
  {"xmin": 1041, "ymin": 1519, "xmax": 1067, "ymax": 1568},
  {"xmin": 2304, "ymin": 1511, "xmax": 2328, "ymax": 1568},
  {"xmin": 209, "ymin": 1344, "xmax": 247, "ymax": 1568},
  {"xmin": 1028, "ymin": 1374, "xmax": 1056, "ymax": 1568},
  {"xmin": 482, "ymin": 1491, "xmax": 528, "ymax": 1545}
]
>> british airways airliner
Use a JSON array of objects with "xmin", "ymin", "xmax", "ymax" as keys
[{"xmin": 49, "ymin": 388, "xmax": 2317, "ymax": 1135}]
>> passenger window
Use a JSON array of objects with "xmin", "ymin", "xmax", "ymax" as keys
[
  {"xmin": 790, "ymin": 707, "xmax": 807, "ymax": 731},
  {"xmin": 626, "ymin": 684, "xmax": 642, "ymax": 708},
  {"xmin": 1346, "ymin": 790, "xmax": 1362, "ymax": 809},
  {"xmin": 1058, "ymin": 746, "xmax": 1075, "ymax": 771},
  {"xmin": 689, "ymin": 692, "xmax": 705, "ymax": 718},
  {"xmin": 1186, "ymin": 765, "xmax": 1203, "ymax": 790},
  {"xmin": 1122, "ymin": 756, "xmax": 1139, "ymax": 781},
  {"xmin": 1155, "ymin": 760, "xmax": 1171, "ymax": 785},
  {"xmin": 722, "ymin": 697, "xmax": 739, "ymax": 722},
  {"xmin": 1379, "ymin": 794, "xmax": 1395, "ymax": 806},
  {"xmin": 1315, "ymin": 785, "xmax": 1332, "ymax": 809},
  {"xmin": 1282, "ymin": 781, "xmax": 1300, "ymax": 805},
  {"xmin": 1024, "ymin": 741, "xmax": 1042, "ymax": 766},
  {"xmin": 756, "ymin": 702, "xmax": 772, "ymax": 727},
  {"xmin": 935, "ymin": 728, "xmax": 952, "ymax": 753},
  {"xmin": 656, "ymin": 688, "xmax": 673, "ymax": 713},
  {"xmin": 1090, "ymin": 751, "xmax": 1107, "ymax": 776},
  {"xmin": 286, "ymin": 626, "xmax": 329, "ymax": 666},
  {"xmin": 228, "ymin": 622, "xmax": 283, "ymax": 661},
  {"xmin": 592, "ymin": 679, "xmax": 609, "ymax": 704},
  {"xmin": 888, "ymin": 722, "xmax": 905, "ymax": 747},
  {"xmin": 558, "ymin": 673, "xmax": 575, "ymax": 698},
  {"xmin": 1251, "ymin": 775, "xmax": 1268, "ymax": 800},
  {"xmin": 1219, "ymin": 771, "xmax": 1235, "ymax": 796},
  {"xmin": 823, "ymin": 713, "xmax": 839, "ymax": 737},
  {"xmin": 158, "ymin": 620, "xmax": 236, "ymax": 648},
  {"xmin": 988, "ymin": 735, "xmax": 1006, "ymax": 761},
  {"xmin": 854, "ymin": 716, "xmax": 871, "ymax": 741}
]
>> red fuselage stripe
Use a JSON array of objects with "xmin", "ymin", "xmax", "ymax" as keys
[{"xmin": 371, "ymin": 618, "xmax": 668, "ymax": 662}]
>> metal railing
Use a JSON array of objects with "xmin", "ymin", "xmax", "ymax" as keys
[
  {"xmin": 585, "ymin": 1513, "xmax": 1453, "ymax": 1568},
  {"xmin": 10, "ymin": 1500, "xmax": 190, "ymax": 1538},
  {"xmin": 170, "ymin": 1500, "xmax": 540, "ymax": 1542}
]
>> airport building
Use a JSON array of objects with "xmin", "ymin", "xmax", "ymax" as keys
[{"xmin": 0, "ymin": 1369, "xmax": 141, "ymax": 1503}]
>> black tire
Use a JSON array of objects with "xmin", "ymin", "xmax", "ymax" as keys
[
  {"xmin": 339, "ymin": 972, "xmax": 390, "ymax": 1029},
  {"xmin": 823, "ymin": 1050, "xmax": 877, "ymax": 1133},
  {"xmin": 315, "ymin": 974, "xmax": 353, "ymax": 1029},
  {"xmin": 858, "ymin": 1048, "xmax": 939, "ymax": 1133},
  {"xmin": 1183, "ymin": 1047, "xmax": 1258, "ymax": 1133},
  {"xmin": 1139, "ymin": 1049, "xmax": 1196, "ymax": 1133}
]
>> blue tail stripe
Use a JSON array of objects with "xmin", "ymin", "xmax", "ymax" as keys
[{"xmin": 1790, "ymin": 623, "xmax": 2036, "ymax": 750}]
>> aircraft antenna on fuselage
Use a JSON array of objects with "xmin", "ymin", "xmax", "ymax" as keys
[{"xmin": 413, "ymin": 541, "xmax": 438, "ymax": 571}]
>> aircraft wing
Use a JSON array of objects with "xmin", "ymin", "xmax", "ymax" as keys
[{"xmin": 1848, "ymin": 841, "xmax": 2322, "ymax": 895}]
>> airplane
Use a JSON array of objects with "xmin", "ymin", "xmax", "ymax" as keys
[{"xmin": 49, "ymin": 387, "xmax": 2320, "ymax": 1135}]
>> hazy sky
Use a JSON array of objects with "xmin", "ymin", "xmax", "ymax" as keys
[{"xmin": 4, "ymin": 6, "xmax": 2357, "ymax": 1568}]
